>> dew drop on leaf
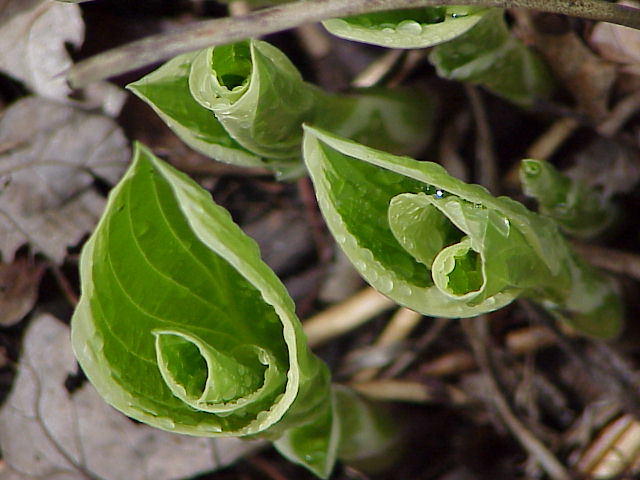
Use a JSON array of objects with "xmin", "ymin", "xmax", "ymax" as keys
[
  {"xmin": 396, "ymin": 20, "xmax": 423, "ymax": 35},
  {"xmin": 377, "ymin": 276, "xmax": 394, "ymax": 293}
]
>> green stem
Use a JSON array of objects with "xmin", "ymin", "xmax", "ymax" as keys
[{"xmin": 68, "ymin": 0, "xmax": 640, "ymax": 88}]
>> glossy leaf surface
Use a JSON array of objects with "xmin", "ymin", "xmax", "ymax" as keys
[
  {"xmin": 303, "ymin": 126, "xmax": 622, "ymax": 338},
  {"xmin": 71, "ymin": 144, "xmax": 394, "ymax": 478},
  {"xmin": 429, "ymin": 9, "xmax": 554, "ymax": 107},
  {"xmin": 129, "ymin": 39, "xmax": 432, "ymax": 177},
  {"xmin": 323, "ymin": 6, "xmax": 488, "ymax": 48}
]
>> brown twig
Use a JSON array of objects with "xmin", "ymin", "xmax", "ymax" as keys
[
  {"xmin": 303, "ymin": 287, "xmax": 395, "ymax": 348},
  {"xmin": 466, "ymin": 85, "xmax": 500, "ymax": 194},
  {"xmin": 50, "ymin": 265, "xmax": 79, "ymax": 307},
  {"xmin": 572, "ymin": 242, "xmax": 640, "ymax": 281},
  {"xmin": 462, "ymin": 317, "xmax": 572, "ymax": 480},
  {"xmin": 68, "ymin": 0, "xmax": 640, "ymax": 88}
]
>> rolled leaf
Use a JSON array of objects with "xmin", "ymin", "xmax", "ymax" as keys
[
  {"xmin": 128, "ymin": 52, "xmax": 264, "ymax": 168},
  {"xmin": 303, "ymin": 125, "xmax": 622, "ymax": 338},
  {"xmin": 129, "ymin": 39, "xmax": 433, "ymax": 177},
  {"xmin": 520, "ymin": 158, "xmax": 617, "ymax": 238},
  {"xmin": 71, "ymin": 143, "xmax": 396, "ymax": 478},
  {"xmin": 322, "ymin": 6, "xmax": 488, "ymax": 49},
  {"xmin": 429, "ymin": 8, "xmax": 555, "ymax": 107}
]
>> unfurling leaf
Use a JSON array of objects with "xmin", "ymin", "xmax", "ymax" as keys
[
  {"xmin": 429, "ymin": 8, "xmax": 555, "ymax": 107},
  {"xmin": 128, "ymin": 39, "xmax": 432, "ymax": 177},
  {"xmin": 322, "ymin": 6, "xmax": 488, "ymax": 48},
  {"xmin": 520, "ymin": 159, "xmax": 617, "ymax": 238},
  {"xmin": 303, "ymin": 126, "xmax": 622, "ymax": 338},
  {"xmin": 71, "ymin": 144, "xmax": 396, "ymax": 478}
]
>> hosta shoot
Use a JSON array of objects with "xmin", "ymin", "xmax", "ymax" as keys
[
  {"xmin": 70, "ymin": 144, "xmax": 396, "ymax": 478},
  {"xmin": 302, "ymin": 126, "xmax": 622, "ymax": 339}
]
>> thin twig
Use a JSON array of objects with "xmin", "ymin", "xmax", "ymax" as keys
[
  {"xmin": 572, "ymin": 242, "xmax": 640, "ymax": 281},
  {"xmin": 462, "ymin": 317, "xmax": 572, "ymax": 480},
  {"xmin": 351, "ymin": 307, "xmax": 422, "ymax": 382},
  {"xmin": 351, "ymin": 378, "xmax": 470, "ymax": 405},
  {"xmin": 50, "ymin": 265, "xmax": 79, "ymax": 307},
  {"xmin": 68, "ymin": 0, "xmax": 640, "ymax": 88},
  {"xmin": 303, "ymin": 287, "xmax": 395, "ymax": 348},
  {"xmin": 597, "ymin": 89, "xmax": 640, "ymax": 137},
  {"xmin": 383, "ymin": 317, "xmax": 450, "ymax": 378},
  {"xmin": 466, "ymin": 85, "xmax": 499, "ymax": 194}
]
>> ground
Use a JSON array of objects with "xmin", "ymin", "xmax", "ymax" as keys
[{"xmin": 1, "ymin": 1, "xmax": 640, "ymax": 479}]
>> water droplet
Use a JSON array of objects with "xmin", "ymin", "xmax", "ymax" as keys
[
  {"xmin": 368, "ymin": 270, "xmax": 379, "ymax": 282},
  {"xmin": 377, "ymin": 276, "xmax": 394, "ymax": 293},
  {"xmin": 154, "ymin": 417, "xmax": 176, "ymax": 430},
  {"xmin": 435, "ymin": 189, "xmax": 445, "ymax": 198},
  {"xmin": 381, "ymin": 27, "xmax": 394, "ymax": 34},
  {"xmin": 334, "ymin": 234, "xmax": 346, "ymax": 244},
  {"xmin": 398, "ymin": 284, "xmax": 413, "ymax": 297},
  {"xmin": 354, "ymin": 260, "xmax": 368, "ymax": 272},
  {"xmin": 396, "ymin": 20, "xmax": 423, "ymax": 35}
]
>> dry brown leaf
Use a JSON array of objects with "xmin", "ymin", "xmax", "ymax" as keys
[
  {"xmin": 590, "ymin": 1, "xmax": 640, "ymax": 75},
  {"xmin": 0, "ymin": 257, "xmax": 44, "ymax": 326},
  {"xmin": 0, "ymin": 0, "xmax": 83, "ymax": 100},
  {"xmin": 531, "ymin": 26, "xmax": 616, "ymax": 121},
  {"xmin": 0, "ymin": 97, "xmax": 129, "ymax": 263},
  {"xmin": 0, "ymin": 314, "xmax": 264, "ymax": 480}
]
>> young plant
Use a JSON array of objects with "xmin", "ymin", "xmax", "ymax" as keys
[
  {"xmin": 67, "ymin": 2, "xmax": 630, "ymax": 478},
  {"xmin": 324, "ymin": 7, "xmax": 554, "ymax": 106},
  {"xmin": 302, "ymin": 126, "xmax": 622, "ymax": 339},
  {"xmin": 128, "ymin": 38, "xmax": 433, "ymax": 177},
  {"xmin": 520, "ymin": 158, "xmax": 618, "ymax": 239},
  {"xmin": 71, "ymin": 144, "xmax": 397, "ymax": 478}
]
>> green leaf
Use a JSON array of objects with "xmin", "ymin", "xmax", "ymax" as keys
[
  {"xmin": 323, "ymin": 6, "xmax": 488, "ymax": 48},
  {"xmin": 303, "ymin": 125, "xmax": 623, "ymax": 338},
  {"xmin": 127, "ymin": 52, "xmax": 264, "ymax": 168},
  {"xmin": 130, "ymin": 39, "xmax": 433, "ymax": 177},
  {"xmin": 519, "ymin": 159, "xmax": 617, "ymax": 238},
  {"xmin": 429, "ymin": 9, "xmax": 555, "ymax": 107},
  {"xmin": 189, "ymin": 40, "xmax": 319, "ymax": 161},
  {"xmin": 71, "ymin": 143, "xmax": 395, "ymax": 478}
]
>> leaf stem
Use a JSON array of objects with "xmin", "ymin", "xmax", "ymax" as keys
[{"xmin": 68, "ymin": 0, "xmax": 640, "ymax": 88}]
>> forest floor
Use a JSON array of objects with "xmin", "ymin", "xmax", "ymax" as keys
[{"xmin": 2, "ymin": 1, "xmax": 640, "ymax": 479}]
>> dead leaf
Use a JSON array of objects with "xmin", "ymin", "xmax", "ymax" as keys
[
  {"xmin": 0, "ymin": 314, "xmax": 264, "ymax": 480},
  {"xmin": 537, "ymin": 30, "xmax": 616, "ymax": 121},
  {"xmin": 0, "ymin": 257, "xmax": 44, "ymax": 326},
  {"xmin": 516, "ymin": 12, "xmax": 617, "ymax": 121},
  {"xmin": 0, "ymin": 0, "xmax": 84, "ymax": 100},
  {"xmin": 590, "ymin": 1, "xmax": 640, "ymax": 75},
  {"xmin": 0, "ymin": 97, "xmax": 129, "ymax": 263}
]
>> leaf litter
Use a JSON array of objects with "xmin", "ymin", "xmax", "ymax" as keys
[
  {"xmin": 0, "ymin": 97, "xmax": 129, "ymax": 263},
  {"xmin": 0, "ymin": 0, "xmax": 84, "ymax": 101}
]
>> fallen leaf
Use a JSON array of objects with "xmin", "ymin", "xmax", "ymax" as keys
[
  {"xmin": 0, "ymin": 314, "xmax": 264, "ymax": 480},
  {"xmin": 590, "ymin": 1, "xmax": 640, "ymax": 75},
  {"xmin": 517, "ymin": 12, "xmax": 617, "ymax": 121},
  {"xmin": 538, "ymin": 30, "xmax": 616, "ymax": 121},
  {"xmin": 0, "ymin": 257, "xmax": 44, "ymax": 326},
  {"xmin": 0, "ymin": 0, "xmax": 84, "ymax": 100},
  {"xmin": 0, "ymin": 97, "xmax": 129, "ymax": 263}
]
